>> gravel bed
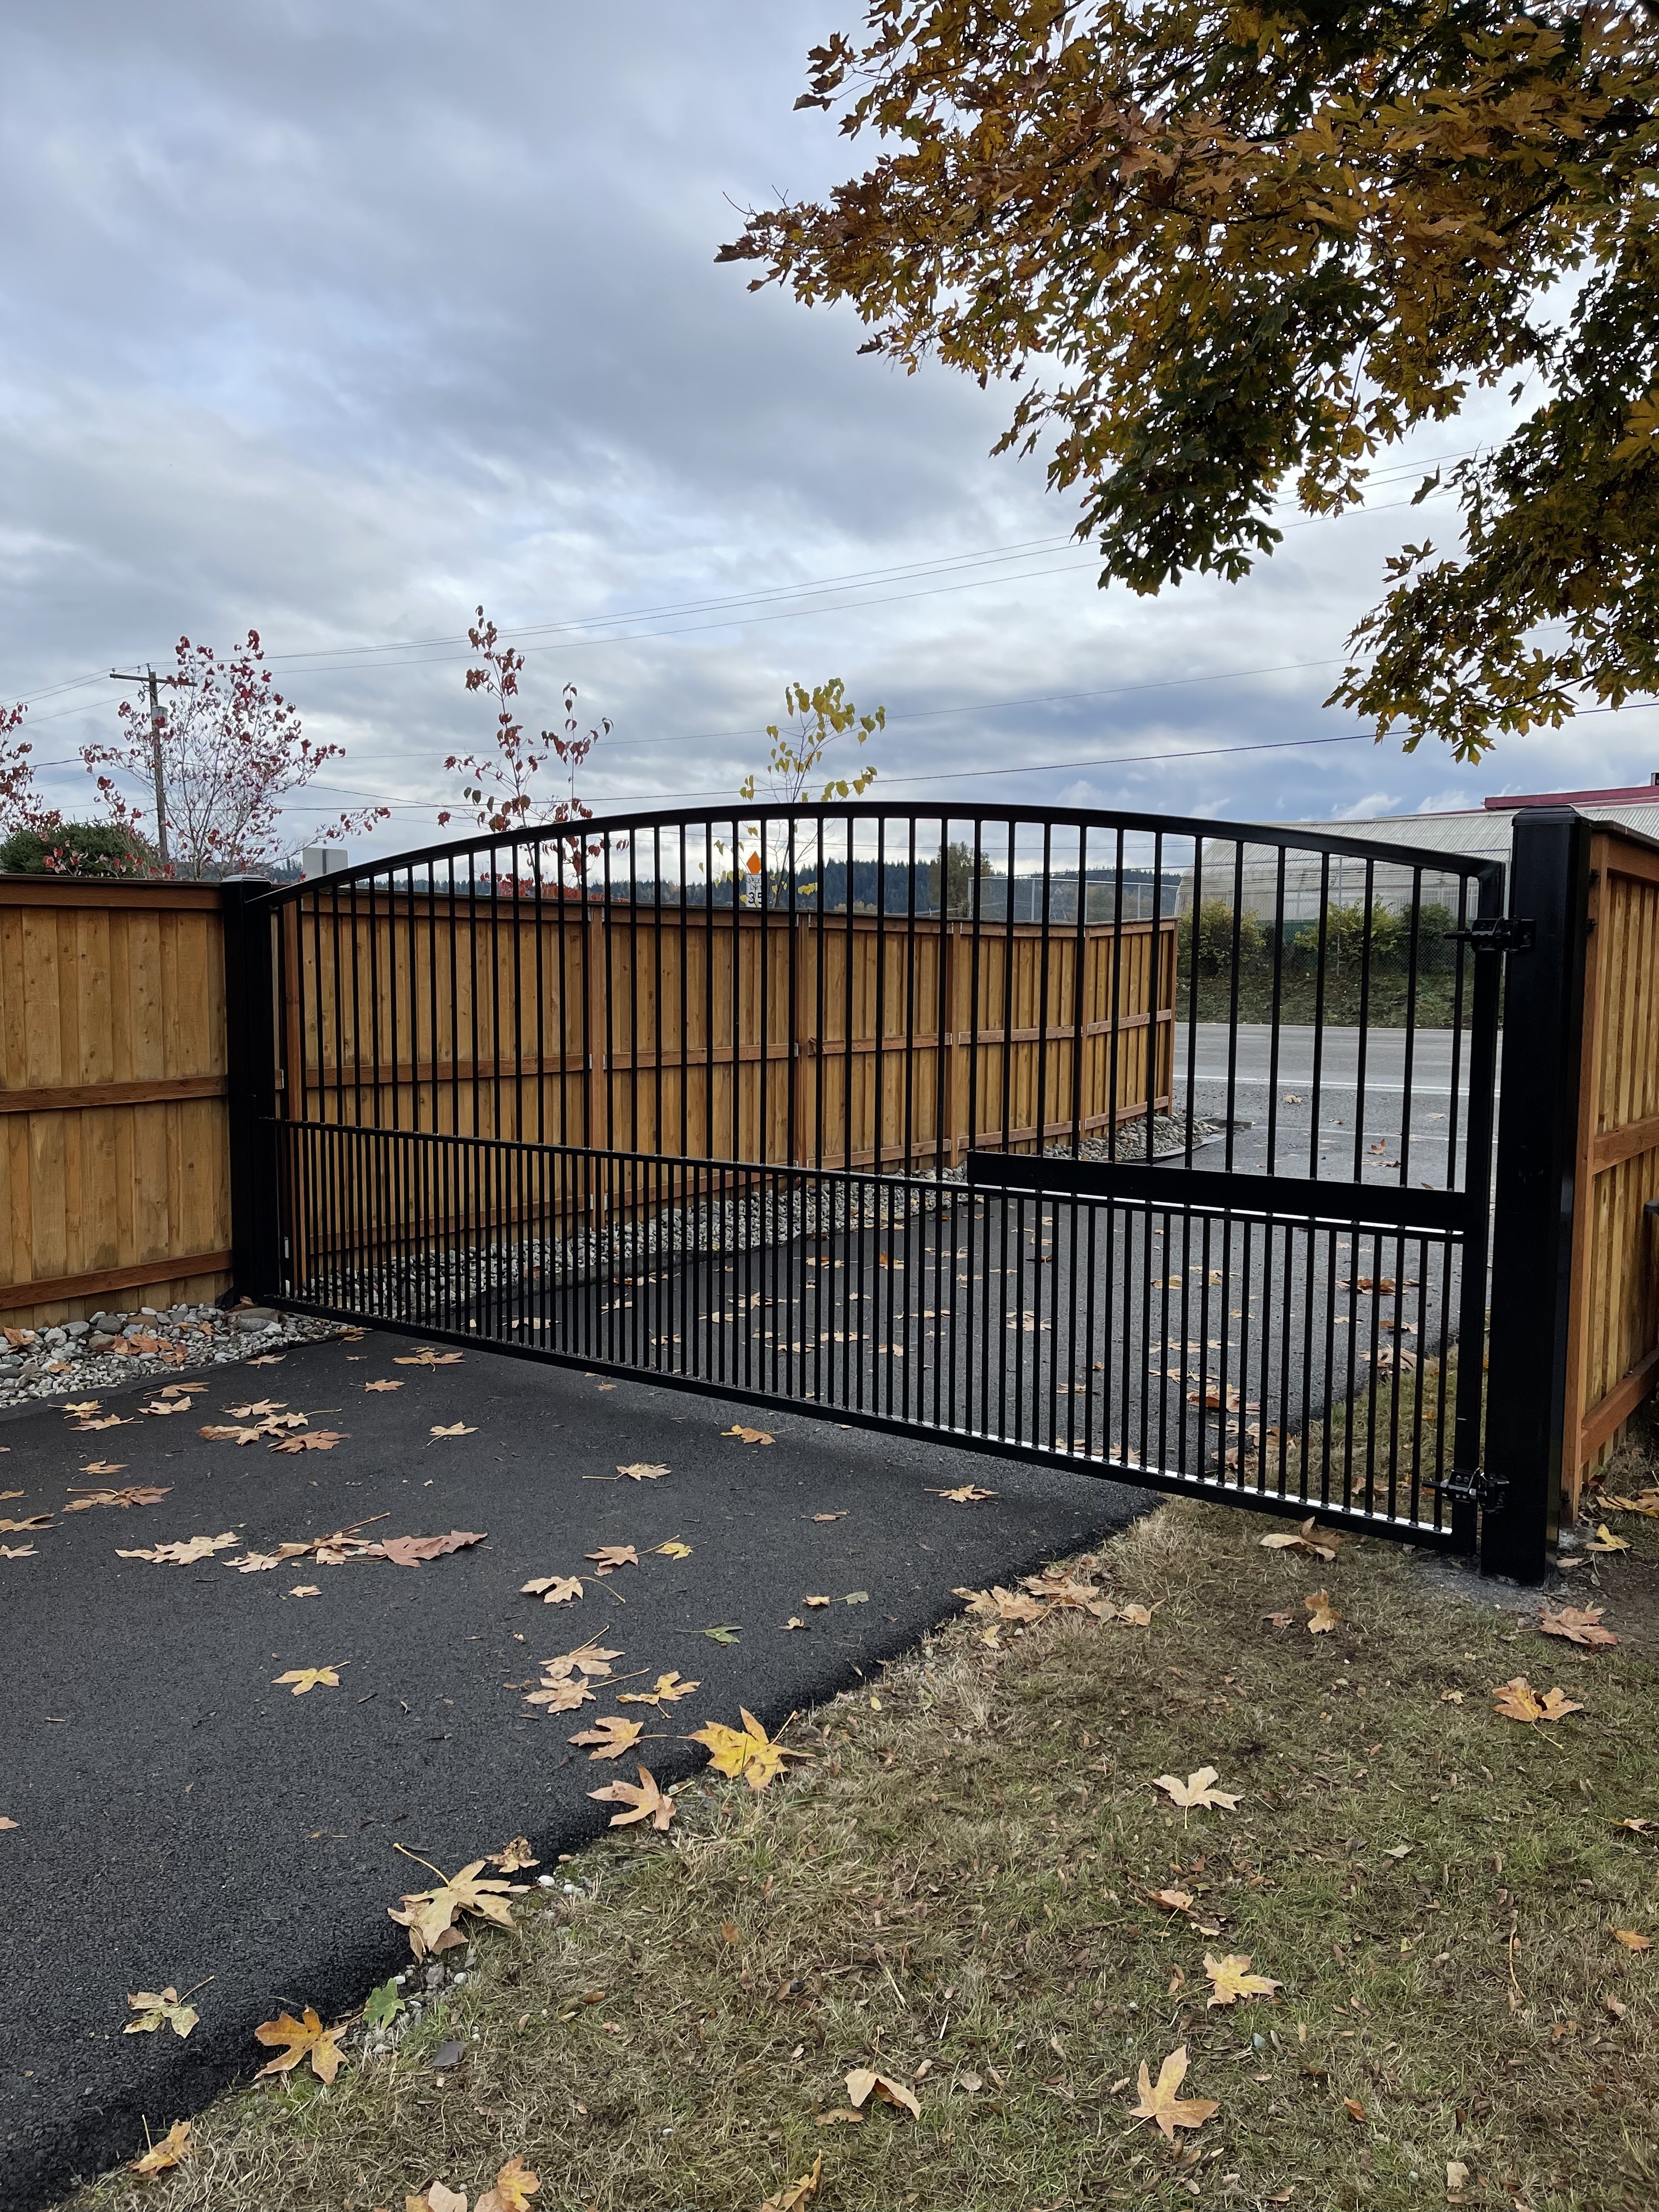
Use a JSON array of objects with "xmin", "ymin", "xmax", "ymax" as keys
[{"xmin": 0, "ymin": 1300, "xmax": 347, "ymax": 1411}]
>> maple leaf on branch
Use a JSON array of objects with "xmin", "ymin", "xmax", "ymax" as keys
[
  {"xmin": 589, "ymin": 1763, "xmax": 676, "ymax": 1831},
  {"xmin": 1128, "ymin": 2045, "xmax": 1219, "ymax": 2141}
]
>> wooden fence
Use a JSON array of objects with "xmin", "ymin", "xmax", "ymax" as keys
[
  {"xmin": 1, "ymin": 876, "xmax": 232, "ymax": 1327},
  {"xmin": 1564, "ymin": 822, "xmax": 1659, "ymax": 1508},
  {"xmin": 273, "ymin": 891, "xmax": 1177, "ymax": 1260}
]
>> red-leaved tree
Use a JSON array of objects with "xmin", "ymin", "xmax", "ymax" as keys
[
  {"xmin": 0, "ymin": 703, "xmax": 46, "ymax": 832},
  {"xmin": 81, "ymin": 633, "xmax": 386, "ymax": 878},
  {"xmin": 441, "ymin": 606, "xmax": 610, "ymax": 836}
]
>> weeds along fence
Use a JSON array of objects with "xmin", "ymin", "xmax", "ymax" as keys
[{"xmin": 0, "ymin": 874, "xmax": 232, "ymax": 1325}]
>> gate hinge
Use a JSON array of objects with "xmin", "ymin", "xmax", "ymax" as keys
[
  {"xmin": 1429, "ymin": 1465, "xmax": 1509, "ymax": 1509},
  {"xmin": 1442, "ymin": 916, "xmax": 1533, "ymax": 955}
]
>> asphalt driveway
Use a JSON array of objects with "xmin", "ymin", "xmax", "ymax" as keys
[{"xmin": 0, "ymin": 1330, "xmax": 1147, "ymax": 2210}]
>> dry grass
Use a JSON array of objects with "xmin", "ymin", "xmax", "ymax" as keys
[{"xmin": 65, "ymin": 1494, "xmax": 1659, "ymax": 2212}]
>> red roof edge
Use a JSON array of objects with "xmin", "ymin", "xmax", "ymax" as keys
[{"xmin": 1483, "ymin": 781, "xmax": 1659, "ymax": 810}]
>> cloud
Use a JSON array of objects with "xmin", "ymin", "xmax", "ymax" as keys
[{"xmin": 4, "ymin": 1, "xmax": 1656, "ymax": 854}]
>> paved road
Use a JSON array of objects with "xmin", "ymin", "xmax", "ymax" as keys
[
  {"xmin": 1175, "ymin": 1021, "xmax": 1497, "ymax": 1097},
  {"xmin": 0, "ymin": 1333, "xmax": 1146, "ymax": 2211}
]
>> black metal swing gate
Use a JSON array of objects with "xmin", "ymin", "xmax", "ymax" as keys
[{"xmin": 222, "ymin": 801, "xmax": 1592, "ymax": 1581}]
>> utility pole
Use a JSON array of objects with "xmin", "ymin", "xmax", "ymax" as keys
[{"xmin": 108, "ymin": 665, "xmax": 188, "ymax": 868}]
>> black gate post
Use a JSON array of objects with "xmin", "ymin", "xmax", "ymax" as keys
[
  {"xmin": 220, "ymin": 876, "xmax": 281, "ymax": 1304},
  {"xmin": 1481, "ymin": 809, "xmax": 1592, "ymax": 1581}
]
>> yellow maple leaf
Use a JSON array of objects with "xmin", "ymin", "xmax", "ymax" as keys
[
  {"xmin": 652, "ymin": 1538, "xmax": 693, "ymax": 1558},
  {"xmin": 1128, "ymin": 2045, "xmax": 1219, "ymax": 2140},
  {"xmin": 430, "ymin": 1422, "xmax": 477, "ymax": 1438},
  {"xmin": 569, "ymin": 1713, "xmax": 645, "ymax": 1761},
  {"xmin": 253, "ymin": 2005, "xmax": 345, "ymax": 2083},
  {"xmin": 617, "ymin": 1462, "xmax": 670, "ymax": 1480},
  {"xmin": 618, "ymin": 1671, "xmax": 701, "ymax": 1708},
  {"xmin": 129, "ymin": 2119, "xmax": 192, "ymax": 2175},
  {"xmin": 477, "ymin": 2154, "xmax": 541, "ymax": 2212},
  {"xmin": 274, "ymin": 1664, "xmax": 343, "ymax": 1695},
  {"xmin": 1611, "ymin": 1928, "xmax": 1653, "ymax": 1951},
  {"xmin": 1587, "ymin": 1523, "xmax": 1632, "ymax": 1554},
  {"xmin": 589, "ymin": 1763, "xmax": 675, "ymax": 1830},
  {"xmin": 124, "ymin": 1987, "xmax": 201, "ymax": 2038},
  {"xmin": 1203, "ymin": 1953, "xmax": 1281, "ymax": 2006},
  {"xmin": 387, "ymin": 1859, "xmax": 516, "ymax": 1957},
  {"xmin": 1492, "ymin": 1677, "xmax": 1583, "ymax": 1724},
  {"xmin": 689, "ymin": 1707, "xmax": 809, "ymax": 1791}
]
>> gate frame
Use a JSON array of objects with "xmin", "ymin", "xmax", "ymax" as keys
[{"xmin": 219, "ymin": 802, "xmax": 1593, "ymax": 1583}]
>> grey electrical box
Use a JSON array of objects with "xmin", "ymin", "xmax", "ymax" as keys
[{"xmin": 300, "ymin": 847, "xmax": 350, "ymax": 879}]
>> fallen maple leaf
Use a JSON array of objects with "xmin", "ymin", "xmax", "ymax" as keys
[
  {"xmin": 521, "ymin": 1573, "xmax": 583, "ymax": 1604},
  {"xmin": 589, "ymin": 1763, "xmax": 676, "ymax": 1831},
  {"xmin": 274, "ymin": 1664, "xmax": 343, "ymax": 1695},
  {"xmin": 526, "ymin": 1677, "xmax": 594, "ymax": 1712},
  {"xmin": 269, "ymin": 1429, "xmax": 348, "ymax": 1453},
  {"xmin": 619, "ymin": 1671, "xmax": 700, "ymax": 1708},
  {"xmin": 72, "ymin": 1414, "xmax": 130, "ymax": 1431},
  {"xmin": 652, "ymin": 1537, "xmax": 692, "ymax": 1558},
  {"xmin": 368, "ymin": 1530, "xmax": 487, "ymax": 1568},
  {"xmin": 569, "ymin": 1713, "xmax": 645, "ymax": 1760},
  {"xmin": 254, "ymin": 2006, "xmax": 345, "ymax": 2082},
  {"xmin": 125, "ymin": 1987, "xmax": 201, "ymax": 2038},
  {"xmin": 290, "ymin": 1584, "xmax": 320, "ymax": 1598},
  {"xmin": 363, "ymin": 1379, "xmax": 403, "ymax": 1392},
  {"xmin": 930, "ymin": 1483, "xmax": 997, "ymax": 1503},
  {"xmin": 477, "ymin": 2157, "xmax": 540, "ymax": 2212},
  {"xmin": 1148, "ymin": 1888, "xmax": 1194, "ymax": 1912},
  {"xmin": 1260, "ymin": 1516, "xmax": 1346, "ymax": 1560},
  {"xmin": 406, "ymin": 2187, "xmax": 467, "ymax": 2212},
  {"xmin": 698, "ymin": 1622, "xmax": 742, "ymax": 1643},
  {"xmin": 0, "ymin": 1816, "xmax": 18, "ymax": 1830},
  {"xmin": 139, "ymin": 1397, "xmax": 192, "ymax": 1417},
  {"xmin": 617, "ymin": 1462, "xmax": 669, "ymax": 1480},
  {"xmin": 1153, "ymin": 1767, "xmax": 1243, "ymax": 1812},
  {"xmin": 1539, "ymin": 1605, "xmax": 1618, "ymax": 1649},
  {"xmin": 724, "ymin": 1425, "xmax": 774, "ymax": 1444},
  {"xmin": 198, "ymin": 1424, "xmax": 263, "ymax": 1444},
  {"xmin": 117, "ymin": 1531, "xmax": 239, "ymax": 1565},
  {"xmin": 1305, "ymin": 1589, "xmax": 1342, "ymax": 1634},
  {"xmin": 62, "ymin": 1400, "xmax": 101, "ymax": 1415},
  {"xmin": 430, "ymin": 1423, "xmax": 476, "ymax": 1438},
  {"xmin": 1128, "ymin": 2046, "xmax": 1218, "ymax": 2141},
  {"xmin": 540, "ymin": 1640, "xmax": 622, "ymax": 1681},
  {"xmin": 1611, "ymin": 1928, "xmax": 1654, "ymax": 1951},
  {"xmin": 246, "ymin": 1352, "xmax": 286, "ymax": 1365},
  {"xmin": 1344, "ymin": 2096, "xmax": 1367, "ymax": 2122},
  {"xmin": 487, "ymin": 1836, "xmax": 539, "ymax": 1872},
  {"xmin": 585, "ymin": 1544, "xmax": 639, "ymax": 1575},
  {"xmin": 65, "ymin": 1484, "xmax": 168, "ymax": 1511},
  {"xmin": 388, "ymin": 1858, "xmax": 516, "ymax": 1957},
  {"xmin": 758, "ymin": 2153, "xmax": 823, "ymax": 2212},
  {"xmin": 1493, "ymin": 1677, "xmax": 1584, "ymax": 1724},
  {"xmin": 1204, "ymin": 1953, "xmax": 1281, "ymax": 2007},
  {"xmin": 0, "ymin": 1544, "xmax": 36, "ymax": 1559},
  {"xmin": 225, "ymin": 1398, "xmax": 286, "ymax": 1418},
  {"xmin": 130, "ymin": 2120, "xmax": 192, "ymax": 2175},
  {"xmin": 804, "ymin": 1594, "xmax": 831, "ymax": 1608},
  {"xmin": 808, "ymin": 1511, "xmax": 847, "ymax": 1522},
  {"xmin": 1587, "ymin": 1522, "xmax": 1632, "ymax": 1554},
  {"xmin": 1115, "ymin": 1601, "xmax": 1158, "ymax": 1627},
  {"xmin": 953, "ymin": 1583, "xmax": 1047, "ymax": 1624},
  {"xmin": 845, "ymin": 2067, "xmax": 920, "ymax": 2118},
  {"xmin": 394, "ymin": 1348, "xmax": 465, "ymax": 1366},
  {"xmin": 689, "ymin": 1707, "xmax": 808, "ymax": 1791}
]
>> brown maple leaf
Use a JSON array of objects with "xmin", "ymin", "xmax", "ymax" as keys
[
  {"xmin": 1153, "ymin": 1767, "xmax": 1243, "ymax": 1812},
  {"xmin": 585, "ymin": 1544, "xmax": 639, "ymax": 1575},
  {"xmin": 388, "ymin": 1858, "xmax": 516, "ymax": 1957},
  {"xmin": 1492, "ymin": 1677, "xmax": 1584, "ymax": 1724},
  {"xmin": 569, "ymin": 1713, "xmax": 645, "ymax": 1761},
  {"xmin": 225, "ymin": 1398, "xmax": 286, "ymax": 1418},
  {"xmin": 758, "ymin": 2154, "xmax": 822, "ymax": 2212},
  {"xmin": 1611, "ymin": 1927, "xmax": 1654, "ymax": 1951},
  {"xmin": 724, "ymin": 1424, "xmax": 774, "ymax": 1444},
  {"xmin": 1539, "ymin": 1605, "xmax": 1618, "ymax": 1649},
  {"xmin": 525, "ymin": 1677, "xmax": 595, "ymax": 1712},
  {"xmin": 1259, "ymin": 1515, "xmax": 1346, "ymax": 1560},
  {"xmin": 365, "ymin": 1530, "xmax": 487, "ymax": 1567},
  {"xmin": 393, "ymin": 1348, "xmax": 465, "ymax": 1366},
  {"xmin": 1304, "ymin": 1589, "xmax": 1342, "ymax": 1633},
  {"xmin": 539, "ymin": 1640, "xmax": 621, "ymax": 1681},
  {"xmin": 521, "ymin": 1573, "xmax": 583, "ymax": 1604},
  {"xmin": 125, "ymin": 1987, "xmax": 201, "ymax": 2038},
  {"xmin": 844, "ymin": 2067, "xmax": 920, "ymax": 2118},
  {"xmin": 198, "ymin": 1424, "xmax": 263, "ymax": 1444},
  {"xmin": 363, "ymin": 1379, "xmax": 404, "ymax": 1392},
  {"xmin": 0, "ymin": 1514, "xmax": 53, "ymax": 1532},
  {"xmin": 953, "ymin": 1583, "xmax": 1047, "ymax": 1624},
  {"xmin": 253, "ymin": 2006, "xmax": 345, "ymax": 2082},
  {"xmin": 117, "ymin": 1531, "xmax": 239, "ymax": 1565},
  {"xmin": 129, "ymin": 2120, "xmax": 193, "ymax": 2175},
  {"xmin": 589, "ymin": 1763, "xmax": 675, "ymax": 1830},
  {"xmin": 429, "ymin": 1422, "xmax": 476, "ymax": 1438},
  {"xmin": 269, "ymin": 1429, "xmax": 348, "ymax": 1453},
  {"xmin": 930, "ymin": 1483, "xmax": 997, "ymax": 1503},
  {"xmin": 64, "ymin": 1483, "xmax": 168, "ymax": 1511},
  {"xmin": 487, "ymin": 1836, "xmax": 539, "ymax": 1872},
  {"xmin": 0, "ymin": 1544, "xmax": 36, "ymax": 1559},
  {"xmin": 71, "ymin": 1414, "xmax": 130, "ymax": 1431},
  {"xmin": 1148, "ymin": 1887, "xmax": 1194, "ymax": 1912},
  {"xmin": 617, "ymin": 1461, "xmax": 669, "ymax": 1480},
  {"xmin": 1128, "ymin": 2045, "xmax": 1219, "ymax": 2140}
]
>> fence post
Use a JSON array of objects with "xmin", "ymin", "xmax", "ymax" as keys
[
  {"xmin": 221, "ymin": 876, "xmax": 280, "ymax": 1303},
  {"xmin": 1481, "ymin": 809, "xmax": 1592, "ymax": 1580}
]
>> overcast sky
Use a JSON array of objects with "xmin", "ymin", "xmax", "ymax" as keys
[{"xmin": 4, "ymin": 0, "xmax": 1655, "ymax": 861}]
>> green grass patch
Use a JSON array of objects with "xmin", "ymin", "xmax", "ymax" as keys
[{"xmin": 67, "ymin": 1500, "xmax": 1659, "ymax": 2212}]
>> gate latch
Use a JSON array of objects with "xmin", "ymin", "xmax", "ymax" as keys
[
  {"xmin": 1442, "ymin": 916, "xmax": 1533, "ymax": 955},
  {"xmin": 1429, "ymin": 1465, "xmax": 1510, "ymax": 1509}
]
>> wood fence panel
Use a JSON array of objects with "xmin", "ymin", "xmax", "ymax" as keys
[
  {"xmin": 1564, "ymin": 828, "xmax": 1659, "ymax": 1506},
  {"xmin": 0, "ymin": 879, "xmax": 231, "ymax": 1325}
]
